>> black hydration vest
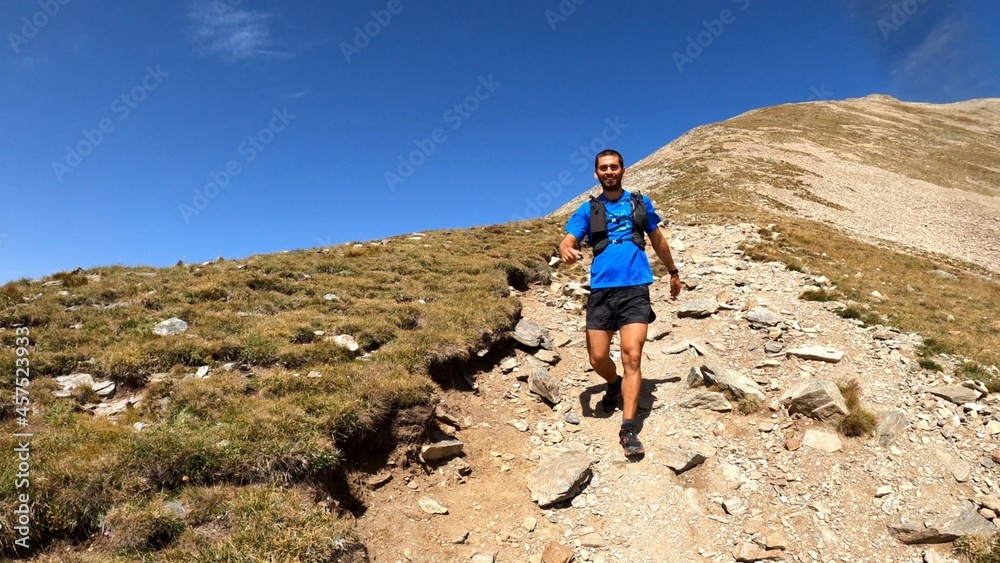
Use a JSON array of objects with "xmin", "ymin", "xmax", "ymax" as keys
[{"xmin": 588, "ymin": 191, "xmax": 647, "ymax": 257}]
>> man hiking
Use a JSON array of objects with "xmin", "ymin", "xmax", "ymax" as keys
[{"xmin": 559, "ymin": 149, "xmax": 682, "ymax": 457}]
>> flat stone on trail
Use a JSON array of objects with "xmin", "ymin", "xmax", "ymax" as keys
[
  {"xmin": 420, "ymin": 440, "xmax": 464, "ymax": 462},
  {"xmin": 746, "ymin": 307, "xmax": 783, "ymax": 327},
  {"xmin": 500, "ymin": 358, "xmax": 518, "ymax": 373},
  {"xmin": 802, "ymin": 429, "xmax": 842, "ymax": 452},
  {"xmin": 512, "ymin": 319, "xmax": 553, "ymax": 349},
  {"xmin": 679, "ymin": 391, "xmax": 732, "ymax": 412},
  {"xmin": 700, "ymin": 361, "xmax": 766, "ymax": 401},
  {"xmin": 417, "ymin": 496, "xmax": 449, "ymax": 515},
  {"xmin": 677, "ymin": 299, "xmax": 720, "ymax": 318},
  {"xmin": 786, "ymin": 346, "xmax": 845, "ymax": 363},
  {"xmin": 153, "ymin": 317, "xmax": 188, "ymax": 336},
  {"xmin": 926, "ymin": 385, "xmax": 982, "ymax": 405},
  {"xmin": 780, "ymin": 379, "xmax": 849, "ymax": 423},
  {"xmin": 528, "ymin": 450, "xmax": 594, "ymax": 507},
  {"xmin": 662, "ymin": 443, "xmax": 715, "ymax": 474}
]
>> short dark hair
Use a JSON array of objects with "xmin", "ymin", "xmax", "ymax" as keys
[{"xmin": 594, "ymin": 149, "xmax": 624, "ymax": 170}]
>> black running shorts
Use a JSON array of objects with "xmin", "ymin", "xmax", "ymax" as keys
[{"xmin": 585, "ymin": 284, "xmax": 656, "ymax": 331}]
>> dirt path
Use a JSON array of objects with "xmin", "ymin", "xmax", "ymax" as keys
[{"xmin": 355, "ymin": 223, "xmax": 995, "ymax": 563}]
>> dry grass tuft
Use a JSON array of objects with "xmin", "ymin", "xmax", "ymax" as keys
[
  {"xmin": 736, "ymin": 396, "xmax": 761, "ymax": 415},
  {"xmin": 837, "ymin": 379, "xmax": 878, "ymax": 437},
  {"xmin": 956, "ymin": 533, "xmax": 1000, "ymax": 563}
]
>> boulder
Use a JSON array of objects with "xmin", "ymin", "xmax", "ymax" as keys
[
  {"xmin": 662, "ymin": 443, "xmax": 714, "ymax": 474},
  {"xmin": 153, "ymin": 317, "xmax": 188, "ymax": 336},
  {"xmin": 686, "ymin": 366, "xmax": 704, "ymax": 388},
  {"xmin": 700, "ymin": 362, "xmax": 766, "ymax": 401},
  {"xmin": 541, "ymin": 542, "xmax": 576, "ymax": 563},
  {"xmin": 527, "ymin": 359, "xmax": 562, "ymax": 404},
  {"xmin": 679, "ymin": 391, "xmax": 732, "ymax": 412},
  {"xmin": 779, "ymin": 379, "xmax": 849, "ymax": 423},
  {"xmin": 889, "ymin": 501, "xmax": 994, "ymax": 544},
  {"xmin": 875, "ymin": 410, "xmax": 908, "ymax": 447},
  {"xmin": 528, "ymin": 450, "xmax": 594, "ymax": 507},
  {"xmin": 746, "ymin": 307, "xmax": 783, "ymax": 327},
  {"xmin": 420, "ymin": 440, "xmax": 464, "ymax": 463},
  {"xmin": 513, "ymin": 319, "xmax": 553, "ymax": 349}
]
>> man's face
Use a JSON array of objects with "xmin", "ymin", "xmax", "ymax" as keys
[{"xmin": 594, "ymin": 155, "xmax": 624, "ymax": 189}]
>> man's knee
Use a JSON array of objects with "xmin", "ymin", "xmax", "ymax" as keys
[
  {"xmin": 620, "ymin": 348, "xmax": 643, "ymax": 371},
  {"xmin": 589, "ymin": 348, "xmax": 611, "ymax": 368}
]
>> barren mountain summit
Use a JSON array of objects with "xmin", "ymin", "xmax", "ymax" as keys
[{"xmin": 556, "ymin": 95, "xmax": 1000, "ymax": 273}]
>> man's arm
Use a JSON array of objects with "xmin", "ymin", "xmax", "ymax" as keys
[
  {"xmin": 559, "ymin": 233, "xmax": 583, "ymax": 265},
  {"xmin": 647, "ymin": 227, "xmax": 682, "ymax": 298}
]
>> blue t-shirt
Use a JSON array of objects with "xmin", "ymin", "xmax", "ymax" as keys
[{"xmin": 565, "ymin": 191, "xmax": 662, "ymax": 289}]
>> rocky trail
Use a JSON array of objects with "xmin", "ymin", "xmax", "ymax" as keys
[{"xmin": 353, "ymin": 223, "xmax": 1000, "ymax": 563}]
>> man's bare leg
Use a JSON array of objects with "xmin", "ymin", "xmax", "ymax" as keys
[
  {"xmin": 586, "ymin": 329, "xmax": 618, "ymax": 384},
  {"xmin": 618, "ymin": 322, "xmax": 648, "ymax": 422}
]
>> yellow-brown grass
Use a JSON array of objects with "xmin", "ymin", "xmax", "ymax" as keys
[{"xmin": 0, "ymin": 221, "xmax": 557, "ymax": 559}]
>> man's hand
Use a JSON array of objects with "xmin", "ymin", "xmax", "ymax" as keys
[
  {"xmin": 559, "ymin": 234, "xmax": 582, "ymax": 265},
  {"xmin": 669, "ymin": 273, "xmax": 682, "ymax": 299}
]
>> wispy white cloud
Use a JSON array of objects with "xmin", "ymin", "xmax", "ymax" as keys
[
  {"xmin": 843, "ymin": 2, "xmax": 994, "ymax": 100},
  {"xmin": 285, "ymin": 88, "xmax": 310, "ymax": 99},
  {"xmin": 187, "ymin": 1, "xmax": 290, "ymax": 63}
]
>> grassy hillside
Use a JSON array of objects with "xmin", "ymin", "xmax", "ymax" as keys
[{"xmin": 0, "ymin": 222, "xmax": 558, "ymax": 560}]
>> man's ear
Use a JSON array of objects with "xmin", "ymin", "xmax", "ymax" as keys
[{"xmin": 593, "ymin": 169, "xmax": 599, "ymax": 181}]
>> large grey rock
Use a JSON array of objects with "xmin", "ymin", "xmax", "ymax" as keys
[
  {"xmin": 153, "ymin": 317, "xmax": 188, "ymax": 336},
  {"xmin": 889, "ymin": 501, "xmax": 994, "ymax": 544},
  {"xmin": 420, "ymin": 440, "xmax": 464, "ymax": 462},
  {"xmin": 528, "ymin": 450, "xmax": 594, "ymax": 507},
  {"xmin": 875, "ymin": 410, "xmax": 908, "ymax": 447},
  {"xmin": 926, "ymin": 385, "xmax": 982, "ymax": 405},
  {"xmin": 679, "ymin": 391, "xmax": 732, "ymax": 412},
  {"xmin": 662, "ymin": 443, "xmax": 715, "ymax": 474},
  {"xmin": 527, "ymin": 359, "xmax": 562, "ymax": 404},
  {"xmin": 700, "ymin": 362, "xmax": 766, "ymax": 401},
  {"xmin": 780, "ymin": 379, "xmax": 849, "ymax": 423},
  {"xmin": 512, "ymin": 319, "xmax": 552, "ymax": 350},
  {"xmin": 677, "ymin": 300, "xmax": 719, "ymax": 318},
  {"xmin": 746, "ymin": 307, "xmax": 783, "ymax": 327},
  {"xmin": 786, "ymin": 346, "xmax": 845, "ymax": 363}
]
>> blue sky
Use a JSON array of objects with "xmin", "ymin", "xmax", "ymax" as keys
[{"xmin": 1, "ymin": 1, "xmax": 997, "ymax": 283}]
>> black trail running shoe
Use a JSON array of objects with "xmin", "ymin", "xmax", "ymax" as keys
[
  {"xmin": 619, "ymin": 427, "xmax": 645, "ymax": 457},
  {"xmin": 600, "ymin": 377, "xmax": 621, "ymax": 413}
]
